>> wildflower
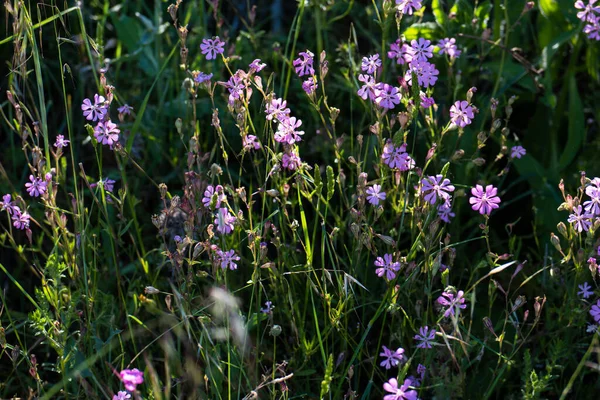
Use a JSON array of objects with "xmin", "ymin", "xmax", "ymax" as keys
[
  {"xmin": 249, "ymin": 58, "xmax": 266, "ymax": 73},
  {"xmin": 366, "ymin": 184, "xmax": 387, "ymax": 206},
  {"xmin": 117, "ymin": 104, "xmax": 133, "ymax": 115},
  {"xmin": 383, "ymin": 377, "xmax": 418, "ymax": 400},
  {"xmin": 301, "ymin": 77, "xmax": 318, "ymax": 95},
  {"xmin": 282, "ymin": 149, "xmax": 302, "ymax": 170},
  {"xmin": 417, "ymin": 364, "xmax": 426, "ymax": 379},
  {"xmin": 567, "ymin": 205, "xmax": 593, "ymax": 233},
  {"xmin": 275, "ymin": 116, "xmax": 304, "ymax": 144},
  {"xmin": 54, "ymin": 135, "xmax": 70, "ymax": 148},
  {"xmin": 450, "ymin": 100, "xmax": 475, "ymax": 127},
  {"xmin": 591, "ymin": 299, "xmax": 600, "ymax": 323},
  {"xmin": 584, "ymin": 187, "xmax": 600, "ymax": 215},
  {"xmin": 94, "ymin": 120, "xmax": 120, "ymax": 147},
  {"xmin": 388, "ymin": 40, "xmax": 412, "ymax": 65},
  {"xmin": 265, "ymin": 97, "xmax": 290, "ymax": 122},
  {"xmin": 437, "ymin": 202, "xmax": 455, "ymax": 223},
  {"xmin": 119, "ymin": 368, "xmax": 144, "ymax": 392},
  {"xmin": 113, "ymin": 391, "xmax": 131, "ymax": 400},
  {"xmin": 575, "ymin": 0, "xmax": 600, "ymax": 22},
  {"xmin": 437, "ymin": 290, "xmax": 467, "ymax": 318},
  {"xmin": 374, "ymin": 84, "xmax": 401, "ymax": 109},
  {"xmin": 584, "ymin": 15, "xmax": 600, "ymax": 40},
  {"xmin": 579, "ymin": 282, "xmax": 595, "ymax": 299},
  {"xmin": 11, "ymin": 207, "xmax": 30, "ymax": 230},
  {"xmin": 194, "ymin": 72, "xmax": 213, "ymax": 84},
  {"xmin": 375, "ymin": 253, "xmax": 401, "ymax": 281},
  {"xmin": 469, "ymin": 184, "xmax": 501, "ymax": 216},
  {"xmin": 81, "ymin": 94, "xmax": 107, "ymax": 122},
  {"xmin": 405, "ymin": 60, "xmax": 439, "ymax": 88},
  {"xmin": 396, "ymin": 0, "xmax": 423, "ymax": 16},
  {"xmin": 438, "ymin": 38, "xmax": 461, "ymax": 58},
  {"xmin": 1, "ymin": 194, "xmax": 17, "ymax": 215},
  {"xmin": 203, "ymin": 185, "xmax": 226, "ymax": 209},
  {"xmin": 379, "ymin": 346, "xmax": 405, "ymax": 369},
  {"xmin": 293, "ymin": 50, "xmax": 315, "ymax": 77},
  {"xmin": 510, "ymin": 146, "xmax": 526, "ymax": 159},
  {"xmin": 421, "ymin": 175, "xmax": 455, "ymax": 205},
  {"xmin": 414, "ymin": 326, "xmax": 436, "ymax": 348},
  {"xmin": 357, "ymin": 74, "xmax": 379, "ymax": 101},
  {"xmin": 261, "ymin": 301, "xmax": 274, "ymax": 314},
  {"xmin": 420, "ymin": 93, "xmax": 435, "ymax": 108},
  {"xmin": 361, "ymin": 54, "xmax": 382, "ymax": 74},
  {"xmin": 25, "ymin": 175, "xmax": 47, "ymax": 197},
  {"xmin": 382, "ymin": 142, "xmax": 414, "ymax": 171},
  {"xmin": 215, "ymin": 208, "xmax": 236, "ymax": 235},
  {"xmin": 587, "ymin": 323, "xmax": 599, "ymax": 333},
  {"xmin": 409, "ymin": 38, "xmax": 433, "ymax": 62},
  {"xmin": 224, "ymin": 73, "xmax": 245, "ymax": 104},
  {"xmin": 200, "ymin": 36, "xmax": 225, "ymax": 60},
  {"xmin": 216, "ymin": 249, "xmax": 240, "ymax": 270},
  {"xmin": 243, "ymin": 134, "xmax": 261, "ymax": 151}
]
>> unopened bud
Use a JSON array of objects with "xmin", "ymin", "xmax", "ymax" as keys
[{"xmin": 472, "ymin": 158, "xmax": 486, "ymax": 167}]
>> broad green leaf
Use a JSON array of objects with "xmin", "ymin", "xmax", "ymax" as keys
[
  {"xmin": 558, "ymin": 76, "xmax": 585, "ymax": 169},
  {"xmin": 403, "ymin": 22, "xmax": 439, "ymax": 40},
  {"xmin": 432, "ymin": 0, "xmax": 447, "ymax": 27}
]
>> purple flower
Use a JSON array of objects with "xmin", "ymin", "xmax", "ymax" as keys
[
  {"xmin": 437, "ymin": 201, "xmax": 455, "ymax": 223},
  {"xmin": 243, "ymin": 134, "xmax": 261, "ymax": 151},
  {"xmin": 568, "ymin": 205, "xmax": 593, "ymax": 233},
  {"xmin": 357, "ymin": 74, "xmax": 379, "ymax": 101},
  {"xmin": 203, "ymin": 185, "xmax": 226, "ymax": 209},
  {"xmin": 1, "ymin": 194, "xmax": 17, "ymax": 215},
  {"xmin": 405, "ymin": 60, "xmax": 439, "ymax": 88},
  {"xmin": 438, "ymin": 38, "xmax": 461, "ymax": 58},
  {"xmin": 11, "ymin": 207, "xmax": 30, "ymax": 230},
  {"xmin": 587, "ymin": 323, "xmax": 599, "ymax": 333},
  {"xmin": 421, "ymin": 175, "xmax": 455, "ymax": 205},
  {"xmin": 469, "ymin": 184, "xmax": 501, "ymax": 216},
  {"xmin": 215, "ymin": 208, "xmax": 236, "ymax": 235},
  {"xmin": 94, "ymin": 120, "xmax": 120, "ymax": 147},
  {"xmin": 265, "ymin": 97, "xmax": 290, "ymax": 122},
  {"xmin": 54, "ymin": 135, "xmax": 70, "ymax": 148},
  {"xmin": 119, "ymin": 368, "xmax": 144, "ymax": 392},
  {"xmin": 414, "ymin": 326, "xmax": 436, "ymax": 349},
  {"xmin": 216, "ymin": 249, "xmax": 241, "ymax": 270},
  {"xmin": 200, "ymin": 36, "xmax": 225, "ymax": 60},
  {"xmin": 25, "ymin": 175, "xmax": 47, "ymax": 197},
  {"xmin": 388, "ymin": 40, "xmax": 412, "ymax": 65},
  {"xmin": 282, "ymin": 150, "xmax": 302, "ymax": 171},
  {"xmin": 420, "ymin": 93, "xmax": 435, "ymax": 108},
  {"xmin": 375, "ymin": 253, "xmax": 401, "ymax": 281},
  {"xmin": 409, "ymin": 38, "xmax": 433, "ymax": 62},
  {"xmin": 383, "ymin": 378, "xmax": 418, "ymax": 400},
  {"xmin": 117, "ymin": 104, "xmax": 133, "ymax": 115},
  {"xmin": 249, "ymin": 58, "xmax": 266, "ymax": 73},
  {"xmin": 379, "ymin": 346, "xmax": 405, "ymax": 369},
  {"xmin": 293, "ymin": 50, "xmax": 315, "ymax": 77},
  {"xmin": 575, "ymin": 0, "xmax": 600, "ymax": 22},
  {"xmin": 275, "ymin": 116, "xmax": 304, "ymax": 144},
  {"xmin": 417, "ymin": 364, "xmax": 426, "ymax": 379},
  {"xmin": 382, "ymin": 142, "xmax": 414, "ymax": 171},
  {"xmin": 302, "ymin": 77, "xmax": 318, "ymax": 95},
  {"xmin": 450, "ymin": 100, "xmax": 475, "ymax": 127},
  {"xmin": 584, "ymin": 15, "xmax": 600, "ymax": 40},
  {"xmin": 101, "ymin": 179, "xmax": 116, "ymax": 193},
  {"xmin": 437, "ymin": 290, "xmax": 467, "ymax": 318},
  {"xmin": 510, "ymin": 146, "xmax": 526, "ymax": 159},
  {"xmin": 261, "ymin": 301, "xmax": 274, "ymax": 314},
  {"xmin": 194, "ymin": 72, "xmax": 213, "ymax": 84},
  {"xmin": 366, "ymin": 184, "xmax": 386, "ymax": 206},
  {"xmin": 395, "ymin": 0, "xmax": 423, "ymax": 16},
  {"xmin": 113, "ymin": 391, "xmax": 131, "ymax": 400},
  {"xmin": 578, "ymin": 282, "xmax": 595, "ymax": 299},
  {"xmin": 584, "ymin": 187, "xmax": 600, "ymax": 216},
  {"xmin": 591, "ymin": 299, "xmax": 600, "ymax": 323},
  {"xmin": 374, "ymin": 84, "xmax": 401, "ymax": 109},
  {"xmin": 224, "ymin": 72, "xmax": 246, "ymax": 104},
  {"xmin": 81, "ymin": 94, "xmax": 107, "ymax": 122},
  {"xmin": 361, "ymin": 54, "xmax": 382, "ymax": 74}
]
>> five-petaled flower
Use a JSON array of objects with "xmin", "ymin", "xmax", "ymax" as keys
[
  {"xmin": 510, "ymin": 146, "xmax": 526, "ymax": 159},
  {"xmin": 375, "ymin": 83, "xmax": 402, "ymax": 109},
  {"xmin": 200, "ymin": 36, "xmax": 225, "ymax": 60},
  {"xmin": 275, "ymin": 117, "xmax": 304, "ymax": 145},
  {"xmin": 112, "ymin": 391, "xmax": 131, "ymax": 400},
  {"xmin": 375, "ymin": 253, "xmax": 401, "ymax": 280},
  {"xmin": 366, "ymin": 184, "xmax": 387, "ymax": 206},
  {"xmin": 11, "ymin": 207, "xmax": 30, "ymax": 230},
  {"xmin": 469, "ymin": 184, "xmax": 501, "ymax": 216},
  {"xmin": 421, "ymin": 175, "xmax": 455, "ymax": 205},
  {"xmin": 54, "ymin": 135, "xmax": 70, "ymax": 148},
  {"xmin": 438, "ymin": 38, "xmax": 461, "ymax": 58},
  {"xmin": 282, "ymin": 150, "xmax": 302, "ymax": 170},
  {"xmin": 25, "ymin": 175, "xmax": 47, "ymax": 197},
  {"xmin": 1, "ymin": 194, "xmax": 17, "ymax": 215},
  {"xmin": 591, "ymin": 299, "xmax": 600, "ymax": 323},
  {"xmin": 567, "ymin": 205, "xmax": 593, "ymax": 233},
  {"xmin": 361, "ymin": 54, "xmax": 382, "ymax": 74},
  {"xmin": 414, "ymin": 326, "xmax": 437, "ymax": 349},
  {"xmin": 215, "ymin": 207, "xmax": 236, "ymax": 235},
  {"xmin": 437, "ymin": 290, "xmax": 467, "ymax": 318},
  {"xmin": 578, "ymin": 282, "xmax": 595, "ymax": 299},
  {"xmin": 450, "ymin": 100, "xmax": 475, "ymax": 128},
  {"xmin": 382, "ymin": 142, "xmax": 414, "ymax": 171},
  {"xmin": 81, "ymin": 94, "xmax": 107, "ymax": 122},
  {"xmin": 357, "ymin": 74, "xmax": 379, "ymax": 101},
  {"xmin": 119, "ymin": 368, "xmax": 144, "ymax": 392},
  {"xmin": 293, "ymin": 50, "xmax": 315, "ymax": 77},
  {"xmin": 94, "ymin": 120, "xmax": 120, "ymax": 147},
  {"xmin": 409, "ymin": 38, "xmax": 433, "ymax": 62},
  {"xmin": 383, "ymin": 377, "xmax": 418, "ymax": 400},
  {"xmin": 216, "ymin": 249, "xmax": 241, "ymax": 270},
  {"xmin": 379, "ymin": 346, "xmax": 405, "ymax": 369},
  {"xmin": 395, "ymin": 0, "xmax": 423, "ymax": 16}
]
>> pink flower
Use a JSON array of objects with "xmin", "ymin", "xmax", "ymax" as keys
[
  {"xmin": 215, "ymin": 208, "xmax": 236, "ymax": 235},
  {"xmin": 575, "ymin": 0, "xmax": 600, "ymax": 22},
  {"xmin": 383, "ymin": 377, "xmax": 418, "ymax": 400},
  {"xmin": 25, "ymin": 175, "xmax": 47, "ymax": 197},
  {"xmin": 200, "ymin": 37, "xmax": 225, "ymax": 60},
  {"xmin": 113, "ymin": 391, "xmax": 131, "ymax": 400},
  {"xmin": 379, "ymin": 346, "xmax": 404, "ymax": 369},
  {"xmin": 395, "ymin": 0, "xmax": 423, "ymax": 16},
  {"xmin": 265, "ymin": 97, "xmax": 290, "ymax": 122},
  {"xmin": 302, "ymin": 77, "xmax": 318, "ymax": 95},
  {"xmin": 375, "ymin": 253, "xmax": 400, "ymax": 280},
  {"xmin": 438, "ymin": 38, "xmax": 461, "ymax": 58},
  {"xmin": 450, "ymin": 100, "xmax": 475, "ymax": 128},
  {"xmin": 275, "ymin": 116, "xmax": 304, "ymax": 145},
  {"xmin": 421, "ymin": 175, "xmax": 454, "ymax": 205},
  {"xmin": 282, "ymin": 150, "xmax": 302, "ymax": 171},
  {"xmin": 375, "ymin": 84, "xmax": 401, "ymax": 109},
  {"xmin": 366, "ymin": 184, "xmax": 386, "ymax": 206},
  {"xmin": 249, "ymin": 58, "xmax": 266, "ymax": 73},
  {"xmin": 243, "ymin": 134, "xmax": 261, "ymax": 151},
  {"xmin": 583, "ymin": 15, "xmax": 600, "ymax": 40},
  {"xmin": 420, "ymin": 93, "xmax": 435, "ymax": 108},
  {"xmin": 388, "ymin": 40, "xmax": 412, "ymax": 65},
  {"xmin": 437, "ymin": 290, "xmax": 467, "ymax": 318},
  {"xmin": 510, "ymin": 146, "xmax": 526, "ymax": 159},
  {"xmin": 293, "ymin": 50, "xmax": 315, "ymax": 77},
  {"xmin": 119, "ymin": 368, "xmax": 144, "ymax": 392},
  {"xmin": 382, "ymin": 142, "xmax": 414, "ymax": 171},
  {"xmin": 409, "ymin": 38, "xmax": 433, "ymax": 62},
  {"xmin": 591, "ymin": 299, "xmax": 600, "ymax": 323},
  {"xmin": 94, "ymin": 120, "xmax": 120, "ymax": 147},
  {"xmin": 469, "ymin": 184, "xmax": 501, "ymax": 215},
  {"xmin": 361, "ymin": 53, "xmax": 382, "ymax": 74},
  {"xmin": 216, "ymin": 249, "xmax": 240, "ymax": 270},
  {"xmin": 203, "ymin": 185, "xmax": 226, "ymax": 209},
  {"xmin": 54, "ymin": 135, "xmax": 70, "ymax": 148},
  {"xmin": 584, "ymin": 186, "xmax": 600, "ymax": 215},
  {"xmin": 1, "ymin": 194, "xmax": 17, "ymax": 215},
  {"xmin": 357, "ymin": 74, "xmax": 379, "ymax": 101},
  {"xmin": 11, "ymin": 207, "xmax": 30, "ymax": 230},
  {"xmin": 81, "ymin": 94, "xmax": 107, "ymax": 122}
]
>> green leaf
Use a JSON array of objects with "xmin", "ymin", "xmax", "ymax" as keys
[
  {"xmin": 403, "ymin": 22, "xmax": 439, "ymax": 40},
  {"xmin": 432, "ymin": 0, "xmax": 447, "ymax": 27},
  {"xmin": 558, "ymin": 76, "xmax": 585, "ymax": 169}
]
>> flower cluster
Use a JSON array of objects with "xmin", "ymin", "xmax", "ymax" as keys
[
  {"xmin": 575, "ymin": 0, "xmax": 600, "ymax": 40},
  {"xmin": 565, "ymin": 177, "xmax": 600, "ymax": 233},
  {"xmin": 82, "ymin": 91, "xmax": 126, "ymax": 149}
]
